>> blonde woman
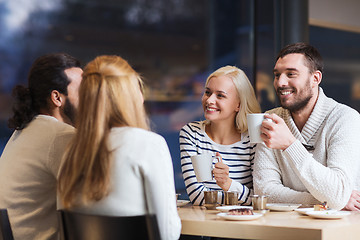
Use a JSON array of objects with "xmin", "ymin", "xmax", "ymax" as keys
[
  {"xmin": 180, "ymin": 66, "xmax": 261, "ymax": 206},
  {"xmin": 58, "ymin": 55, "xmax": 181, "ymax": 240}
]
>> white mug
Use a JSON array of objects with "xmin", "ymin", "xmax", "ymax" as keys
[
  {"xmin": 191, "ymin": 154, "xmax": 219, "ymax": 182},
  {"xmin": 247, "ymin": 113, "xmax": 265, "ymax": 143}
]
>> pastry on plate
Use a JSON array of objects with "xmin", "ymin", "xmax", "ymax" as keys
[
  {"xmin": 314, "ymin": 201, "xmax": 328, "ymax": 211},
  {"xmin": 228, "ymin": 208, "xmax": 254, "ymax": 215}
]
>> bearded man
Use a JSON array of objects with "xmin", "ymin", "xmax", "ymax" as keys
[
  {"xmin": 253, "ymin": 43, "xmax": 360, "ymax": 211},
  {"xmin": 0, "ymin": 53, "xmax": 82, "ymax": 239}
]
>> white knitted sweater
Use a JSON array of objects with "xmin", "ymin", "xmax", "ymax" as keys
[
  {"xmin": 66, "ymin": 127, "xmax": 181, "ymax": 240},
  {"xmin": 253, "ymin": 88, "xmax": 360, "ymax": 210}
]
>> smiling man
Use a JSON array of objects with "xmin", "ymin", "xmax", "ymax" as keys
[{"xmin": 253, "ymin": 43, "xmax": 360, "ymax": 211}]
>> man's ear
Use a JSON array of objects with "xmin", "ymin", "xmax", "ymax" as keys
[
  {"xmin": 50, "ymin": 90, "xmax": 64, "ymax": 107},
  {"xmin": 312, "ymin": 70, "xmax": 322, "ymax": 87}
]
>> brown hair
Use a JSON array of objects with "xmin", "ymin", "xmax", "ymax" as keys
[
  {"xmin": 276, "ymin": 42, "xmax": 324, "ymax": 74},
  {"xmin": 8, "ymin": 53, "xmax": 80, "ymax": 130}
]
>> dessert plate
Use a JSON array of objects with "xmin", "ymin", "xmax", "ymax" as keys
[
  {"xmin": 295, "ymin": 208, "xmax": 336, "ymax": 215},
  {"xmin": 306, "ymin": 211, "xmax": 351, "ymax": 219},
  {"xmin": 217, "ymin": 212, "xmax": 263, "ymax": 221},
  {"xmin": 266, "ymin": 203, "xmax": 301, "ymax": 211},
  {"xmin": 177, "ymin": 200, "xmax": 190, "ymax": 207},
  {"xmin": 216, "ymin": 205, "xmax": 253, "ymax": 212}
]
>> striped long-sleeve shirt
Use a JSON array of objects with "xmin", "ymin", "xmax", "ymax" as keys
[{"xmin": 179, "ymin": 121, "xmax": 256, "ymax": 206}]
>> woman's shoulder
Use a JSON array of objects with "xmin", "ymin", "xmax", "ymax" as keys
[
  {"xmin": 180, "ymin": 120, "xmax": 205, "ymax": 133},
  {"xmin": 239, "ymin": 131, "xmax": 256, "ymax": 148},
  {"xmin": 240, "ymin": 131, "xmax": 251, "ymax": 143},
  {"xmin": 111, "ymin": 127, "xmax": 164, "ymax": 142},
  {"xmin": 109, "ymin": 127, "xmax": 170, "ymax": 164}
]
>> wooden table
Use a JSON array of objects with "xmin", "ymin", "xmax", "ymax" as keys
[{"xmin": 178, "ymin": 204, "xmax": 360, "ymax": 240}]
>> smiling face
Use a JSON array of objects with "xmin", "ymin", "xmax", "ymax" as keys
[
  {"xmin": 201, "ymin": 75, "xmax": 240, "ymax": 125},
  {"xmin": 273, "ymin": 53, "xmax": 320, "ymax": 113}
]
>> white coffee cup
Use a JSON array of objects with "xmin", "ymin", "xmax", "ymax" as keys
[
  {"xmin": 247, "ymin": 113, "xmax": 265, "ymax": 143},
  {"xmin": 191, "ymin": 154, "xmax": 218, "ymax": 182}
]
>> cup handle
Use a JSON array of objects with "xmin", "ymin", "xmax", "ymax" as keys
[{"xmin": 211, "ymin": 156, "xmax": 221, "ymax": 180}]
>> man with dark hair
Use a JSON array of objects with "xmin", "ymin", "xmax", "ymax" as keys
[
  {"xmin": 0, "ymin": 53, "xmax": 82, "ymax": 239},
  {"xmin": 254, "ymin": 43, "xmax": 360, "ymax": 211}
]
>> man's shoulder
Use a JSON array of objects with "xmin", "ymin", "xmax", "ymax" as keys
[
  {"xmin": 47, "ymin": 122, "xmax": 75, "ymax": 140},
  {"xmin": 330, "ymin": 102, "xmax": 360, "ymax": 122},
  {"xmin": 319, "ymin": 89, "xmax": 359, "ymax": 119},
  {"xmin": 266, "ymin": 107, "xmax": 282, "ymax": 113},
  {"xmin": 35, "ymin": 115, "xmax": 74, "ymax": 132},
  {"xmin": 265, "ymin": 107, "xmax": 286, "ymax": 116},
  {"xmin": 27, "ymin": 116, "xmax": 75, "ymax": 142}
]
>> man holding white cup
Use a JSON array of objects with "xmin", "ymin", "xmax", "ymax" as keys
[{"xmin": 253, "ymin": 43, "xmax": 360, "ymax": 211}]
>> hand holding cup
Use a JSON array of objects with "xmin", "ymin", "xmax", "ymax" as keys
[
  {"xmin": 213, "ymin": 153, "xmax": 232, "ymax": 191},
  {"xmin": 260, "ymin": 113, "xmax": 296, "ymax": 150}
]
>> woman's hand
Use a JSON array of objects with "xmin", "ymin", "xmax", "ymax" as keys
[{"xmin": 213, "ymin": 152, "xmax": 232, "ymax": 191}]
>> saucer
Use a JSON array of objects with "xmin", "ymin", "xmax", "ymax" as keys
[
  {"xmin": 177, "ymin": 200, "xmax": 190, "ymax": 207},
  {"xmin": 294, "ymin": 208, "xmax": 314, "ymax": 215},
  {"xmin": 266, "ymin": 203, "xmax": 301, "ymax": 211},
  {"xmin": 217, "ymin": 212, "xmax": 263, "ymax": 221}
]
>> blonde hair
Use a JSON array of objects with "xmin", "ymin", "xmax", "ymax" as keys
[
  {"xmin": 205, "ymin": 66, "xmax": 261, "ymax": 133},
  {"xmin": 58, "ymin": 55, "xmax": 149, "ymax": 208}
]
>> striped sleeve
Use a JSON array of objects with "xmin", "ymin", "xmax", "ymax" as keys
[{"xmin": 179, "ymin": 122, "xmax": 209, "ymax": 205}]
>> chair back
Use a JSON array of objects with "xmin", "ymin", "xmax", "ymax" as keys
[
  {"xmin": 0, "ymin": 209, "xmax": 14, "ymax": 240},
  {"xmin": 58, "ymin": 210, "xmax": 161, "ymax": 240}
]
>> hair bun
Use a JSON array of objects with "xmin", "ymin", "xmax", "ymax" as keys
[
  {"xmin": 8, "ymin": 85, "xmax": 36, "ymax": 130},
  {"xmin": 12, "ymin": 85, "xmax": 31, "ymax": 100}
]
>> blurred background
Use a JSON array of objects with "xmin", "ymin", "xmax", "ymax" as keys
[{"xmin": 0, "ymin": 0, "xmax": 360, "ymax": 198}]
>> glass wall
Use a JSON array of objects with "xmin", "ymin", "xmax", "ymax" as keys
[
  {"xmin": 310, "ymin": 26, "xmax": 360, "ymax": 110},
  {"xmin": 1, "ymin": 0, "xmax": 359, "ymax": 197},
  {"xmin": 0, "ymin": 0, "xmax": 276, "ymax": 196}
]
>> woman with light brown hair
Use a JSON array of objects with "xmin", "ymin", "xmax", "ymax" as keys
[{"xmin": 58, "ymin": 55, "xmax": 181, "ymax": 240}]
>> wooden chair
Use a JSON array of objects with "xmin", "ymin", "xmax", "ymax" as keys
[
  {"xmin": 0, "ymin": 209, "xmax": 14, "ymax": 240},
  {"xmin": 58, "ymin": 210, "xmax": 161, "ymax": 240}
]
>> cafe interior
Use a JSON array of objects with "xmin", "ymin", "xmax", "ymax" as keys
[{"xmin": 0, "ymin": 0, "xmax": 360, "ymax": 239}]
